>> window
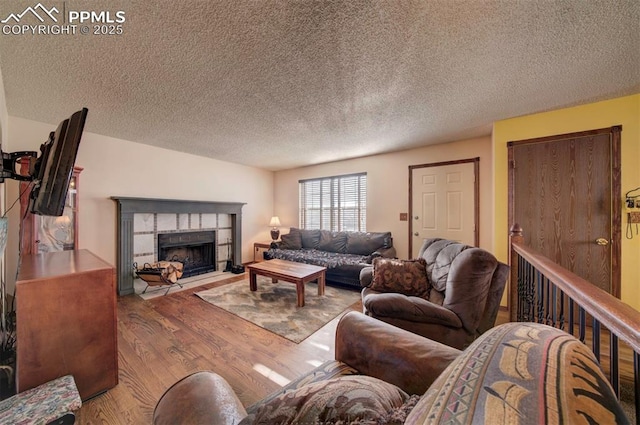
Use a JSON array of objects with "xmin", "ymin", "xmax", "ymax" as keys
[{"xmin": 299, "ymin": 173, "xmax": 366, "ymax": 231}]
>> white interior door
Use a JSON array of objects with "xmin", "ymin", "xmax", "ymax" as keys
[{"xmin": 411, "ymin": 162, "xmax": 476, "ymax": 257}]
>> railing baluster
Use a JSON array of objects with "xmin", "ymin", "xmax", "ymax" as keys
[
  {"xmin": 578, "ymin": 306, "xmax": 586, "ymax": 343},
  {"xmin": 551, "ymin": 283, "xmax": 558, "ymax": 327},
  {"xmin": 634, "ymin": 351, "xmax": 639, "ymax": 425},
  {"xmin": 609, "ymin": 333, "xmax": 619, "ymax": 397},
  {"xmin": 517, "ymin": 255, "xmax": 525, "ymax": 321},
  {"xmin": 545, "ymin": 276, "xmax": 552, "ymax": 325},
  {"xmin": 558, "ymin": 289, "xmax": 565, "ymax": 331},
  {"xmin": 592, "ymin": 318, "xmax": 601, "ymax": 362},
  {"xmin": 527, "ymin": 260, "xmax": 534, "ymax": 322},
  {"xmin": 537, "ymin": 270, "xmax": 544, "ymax": 324},
  {"xmin": 568, "ymin": 297, "xmax": 575, "ymax": 336},
  {"xmin": 516, "ymin": 256, "xmax": 521, "ymax": 321}
]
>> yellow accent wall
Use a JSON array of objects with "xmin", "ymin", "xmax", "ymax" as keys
[{"xmin": 493, "ymin": 93, "xmax": 640, "ymax": 311}]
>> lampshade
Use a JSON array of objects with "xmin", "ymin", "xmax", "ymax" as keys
[{"xmin": 269, "ymin": 216, "xmax": 281, "ymax": 227}]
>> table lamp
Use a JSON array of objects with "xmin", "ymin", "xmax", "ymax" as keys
[{"xmin": 269, "ymin": 216, "xmax": 281, "ymax": 241}]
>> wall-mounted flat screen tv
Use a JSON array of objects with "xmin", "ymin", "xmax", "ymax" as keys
[{"xmin": 29, "ymin": 108, "xmax": 88, "ymax": 216}]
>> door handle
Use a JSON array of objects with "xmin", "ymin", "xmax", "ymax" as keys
[
  {"xmin": 595, "ymin": 238, "xmax": 609, "ymax": 246},
  {"xmin": 414, "ymin": 232, "xmax": 419, "ymax": 236}
]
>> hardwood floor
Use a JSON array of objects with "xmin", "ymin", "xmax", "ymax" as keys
[
  {"xmin": 76, "ymin": 273, "xmax": 362, "ymax": 424},
  {"xmin": 75, "ymin": 278, "xmax": 635, "ymax": 424}
]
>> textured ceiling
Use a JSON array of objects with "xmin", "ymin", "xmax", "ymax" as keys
[{"xmin": 0, "ymin": 1, "xmax": 638, "ymax": 171}]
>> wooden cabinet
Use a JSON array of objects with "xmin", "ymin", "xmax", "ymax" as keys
[
  {"xmin": 19, "ymin": 166, "xmax": 82, "ymax": 255},
  {"xmin": 16, "ymin": 249, "xmax": 118, "ymax": 400}
]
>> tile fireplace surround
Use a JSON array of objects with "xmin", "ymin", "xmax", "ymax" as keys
[{"xmin": 112, "ymin": 197, "xmax": 245, "ymax": 296}]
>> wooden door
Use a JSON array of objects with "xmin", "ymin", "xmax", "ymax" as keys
[
  {"xmin": 409, "ymin": 159, "xmax": 479, "ymax": 257},
  {"xmin": 509, "ymin": 127, "xmax": 621, "ymax": 295}
]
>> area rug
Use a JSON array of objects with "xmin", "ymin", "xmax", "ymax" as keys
[{"xmin": 195, "ymin": 276, "xmax": 361, "ymax": 343}]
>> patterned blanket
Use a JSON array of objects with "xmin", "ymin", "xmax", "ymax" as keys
[{"xmin": 265, "ymin": 248, "xmax": 370, "ymax": 269}]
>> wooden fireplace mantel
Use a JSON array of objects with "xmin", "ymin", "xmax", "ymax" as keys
[{"xmin": 112, "ymin": 197, "xmax": 245, "ymax": 295}]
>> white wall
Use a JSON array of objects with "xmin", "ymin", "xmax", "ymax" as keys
[
  {"xmin": 2, "ymin": 113, "xmax": 493, "ymax": 291},
  {"xmin": 0, "ymin": 66, "xmax": 7, "ymax": 152},
  {"xmin": 0, "ymin": 64, "xmax": 8, "ymax": 304},
  {"xmin": 4, "ymin": 116, "xmax": 275, "ymax": 291},
  {"xmin": 274, "ymin": 136, "xmax": 493, "ymax": 259}
]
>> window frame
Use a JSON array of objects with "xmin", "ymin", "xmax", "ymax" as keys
[{"xmin": 298, "ymin": 172, "xmax": 367, "ymax": 232}]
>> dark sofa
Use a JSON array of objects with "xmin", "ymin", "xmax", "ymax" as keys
[{"xmin": 264, "ymin": 228, "xmax": 396, "ymax": 288}]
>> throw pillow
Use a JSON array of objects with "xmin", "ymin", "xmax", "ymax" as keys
[
  {"xmin": 380, "ymin": 394, "xmax": 421, "ymax": 425},
  {"xmin": 249, "ymin": 375, "xmax": 409, "ymax": 425},
  {"xmin": 371, "ymin": 257, "xmax": 430, "ymax": 299},
  {"xmin": 279, "ymin": 231, "xmax": 302, "ymax": 250}
]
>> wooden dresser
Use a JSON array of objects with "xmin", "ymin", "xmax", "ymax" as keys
[{"xmin": 16, "ymin": 249, "xmax": 118, "ymax": 400}]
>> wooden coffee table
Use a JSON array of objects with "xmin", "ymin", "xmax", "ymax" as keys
[{"xmin": 247, "ymin": 259, "xmax": 326, "ymax": 307}]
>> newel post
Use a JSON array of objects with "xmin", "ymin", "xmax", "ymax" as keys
[{"xmin": 509, "ymin": 223, "xmax": 524, "ymax": 322}]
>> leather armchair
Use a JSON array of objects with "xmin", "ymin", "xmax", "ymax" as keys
[
  {"xmin": 360, "ymin": 238, "xmax": 509, "ymax": 349},
  {"xmin": 153, "ymin": 312, "xmax": 461, "ymax": 424},
  {"xmin": 154, "ymin": 313, "xmax": 627, "ymax": 425}
]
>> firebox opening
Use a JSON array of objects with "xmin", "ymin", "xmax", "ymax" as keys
[{"xmin": 158, "ymin": 231, "xmax": 216, "ymax": 278}]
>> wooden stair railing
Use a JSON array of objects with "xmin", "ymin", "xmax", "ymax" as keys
[{"xmin": 509, "ymin": 224, "xmax": 640, "ymax": 424}]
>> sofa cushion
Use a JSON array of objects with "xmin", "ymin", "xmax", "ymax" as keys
[
  {"xmin": 371, "ymin": 257, "xmax": 430, "ymax": 299},
  {"xmin": 297, "ymin": 228, "xmax": 321, "ymax": 249},
  {"xmin": 247, "ymin": 375, "xmax": 409, "ymax": 425},
  {"xmin": 279, "ymin": 231, "xmax": 302, "ymax": 250},
  {"xmin": 405, "ymin": 322, "xmax": 627, "ymax": 425},
  {"xmin": 346, "ymin": 231, "xmax": 392, "ymax": 255},
  {"xmin": 318, "ymin": 230, "xmax": 348, "ymax": 253}
]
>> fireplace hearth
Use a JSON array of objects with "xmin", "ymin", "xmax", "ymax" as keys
[{"xmin": 158, "ymin": 231, "xmax": 216, "ymax": 278}]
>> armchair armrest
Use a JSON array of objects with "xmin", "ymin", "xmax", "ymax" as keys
[
  {"xmin": 362, "ymin": 290, "xmax": 463, "ymax": 328},
  {"xmin": 359, "ymin": 266, "xmax": 373, "ymax": 287},
  {"xmin": 154, "ymin": 371, "xmax": 247, "ymax": 425},
  {"xmin": 335, "ymin": 311, "xmax": 461, "ymax": 395},
  {"xmin": 368, "ymin": 246, "xmax": 397, "ymax": 263}
]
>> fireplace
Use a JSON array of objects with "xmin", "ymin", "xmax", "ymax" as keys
[
  {"xmin": 112, "ymin": 197, "xmax": 245, "ymax": 296},
  {"xmin": 158, "ymin": 231, "xmax": 216, "ymax": 278}
]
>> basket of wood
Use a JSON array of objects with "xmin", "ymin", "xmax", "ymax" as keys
[{"xmin": 134, "ymin": 260, "xmax": 184, "ymax": 295}]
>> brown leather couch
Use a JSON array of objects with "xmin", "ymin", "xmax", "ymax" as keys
[
  {"xmin": 153, "ymin": 312, "xmax": 628, "ymax": 424},
  {"xmin": 360, "ymin": 238, "xmax": 509, "ymax": 349}
]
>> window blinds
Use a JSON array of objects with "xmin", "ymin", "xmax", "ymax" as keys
[{"xmin": 299, "ymin": 173, "xmax": 367, "ymax": 231}]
